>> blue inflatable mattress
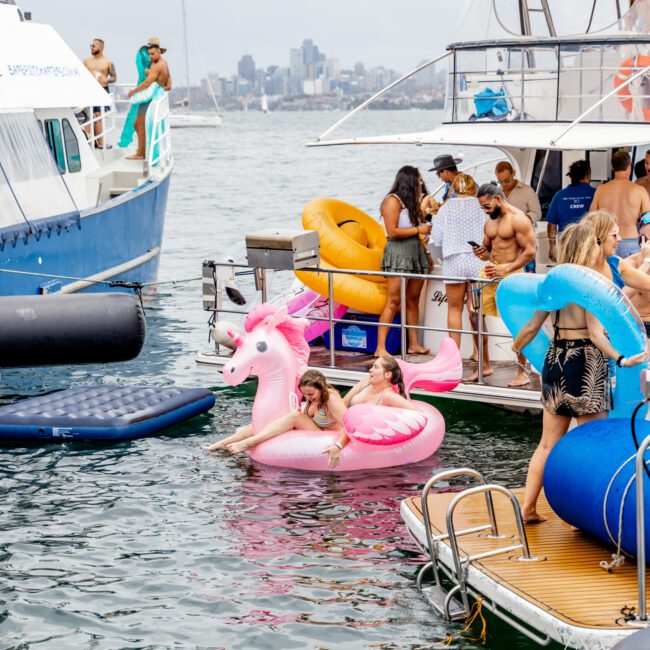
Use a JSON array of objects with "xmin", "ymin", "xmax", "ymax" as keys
[{"xmin": 0, "ymin": 385, "xmax": 215, "ymax": 442}]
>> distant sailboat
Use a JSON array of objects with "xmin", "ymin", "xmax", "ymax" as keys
[
  {"xmin": 261, "ymin": 94, "xmax": 269, "ymax": 114},
  {"xmin": 170, "ymin": 0, "xmax": 221, "ymax": 129}
]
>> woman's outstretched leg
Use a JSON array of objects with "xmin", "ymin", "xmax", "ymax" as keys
[
  {"xmin": 205, "ymin": 423, "xmax": 253, "ymax": 451},
  {"xmin": 227, "ymin": 411, "xmax": 318, "ymax": 454}
]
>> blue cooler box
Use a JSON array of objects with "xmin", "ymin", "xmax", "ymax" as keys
[{"xmin": 322, "ymin": 313, "xmax": 401, "ymax": 355}]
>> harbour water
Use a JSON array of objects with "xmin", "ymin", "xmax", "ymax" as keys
[{"xmin": 0, "ymin": 112, "xmax": 542, "ymax": 649}]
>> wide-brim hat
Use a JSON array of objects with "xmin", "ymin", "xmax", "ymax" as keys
[
  {"xmin": 429, "ymin": 154, "xmax": 462, "ymax": 173},
  {"xmin": 145, "ymin": 37, "xmax": 167, "ymax": 54}
]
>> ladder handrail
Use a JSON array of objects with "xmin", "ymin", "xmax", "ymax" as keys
[
  {"xmin": 445, "ymin": 483, "xmax": 536, "ymax": 615},
  {"xmin": 420, "ymin": 468, "xmax": 499, "ymax": 590}
]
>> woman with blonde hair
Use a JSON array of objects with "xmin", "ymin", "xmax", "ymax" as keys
[
  {"xmin": 582, "ymin": 210, "xmax": 650, "ymax": 291},
  {"xmin": 431, "ymin": 172, "xmax": 490, "ymax": 378},
  {"xmin": 512, "ymin": 222, "xmax": 646, "ymax": 522}
]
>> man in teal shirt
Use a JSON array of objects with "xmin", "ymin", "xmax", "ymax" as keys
[{"xmin": 547, "ymin": 160, "xmax": 595, "ymax": 261}]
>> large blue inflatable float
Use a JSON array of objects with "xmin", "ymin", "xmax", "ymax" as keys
[
  {"xmin": 544, "ymin": 418, "xmax": 650, "ymax": 559},
  {"xmin": 496, "ymin": 264, "xmax": 646, "ymax": 418}
]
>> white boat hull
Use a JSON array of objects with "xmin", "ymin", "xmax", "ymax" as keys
[{"xmin": 170, "ymin": 113, "xmax": 221, "ymax": 128}]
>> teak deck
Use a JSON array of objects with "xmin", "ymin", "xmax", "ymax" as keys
[{"xmin": 401, "ymin": 488, "xmax": 648, "ymax": 647}]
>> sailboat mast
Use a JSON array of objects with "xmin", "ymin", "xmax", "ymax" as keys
[{"xmin": 182, "ymin": 0, "xmax": 191, "ymax": 111}]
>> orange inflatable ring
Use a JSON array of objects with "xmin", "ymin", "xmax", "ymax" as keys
[
  {"xmin": 295, "ymin": 198, "xmax": 388, "ymax": 314},
  {"xmin": 614, "ymin": 55, "xmax": 650, "ymax": 120}
]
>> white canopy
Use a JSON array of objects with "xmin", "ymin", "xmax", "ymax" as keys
[
  {"xmin": 0, "ymin": 7, "xmax": 112, "ymax": 110},
  {"xmin": 308, "ymin": 122, "xmax": 650, "ymax": 152}
]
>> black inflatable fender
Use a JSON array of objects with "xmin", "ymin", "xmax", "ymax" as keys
[{"xmin": 0, "ymin": 293, "xmax": 146, "ymax": 367}]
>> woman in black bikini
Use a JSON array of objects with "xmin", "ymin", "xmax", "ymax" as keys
[{"xmin": 512, "ymin": 222, "xmax": 646, "ymax": 523}]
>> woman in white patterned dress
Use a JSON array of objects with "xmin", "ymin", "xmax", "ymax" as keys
[{"xmin": 431, "ymin": 173, "xmax": 491, "ymax": 377}]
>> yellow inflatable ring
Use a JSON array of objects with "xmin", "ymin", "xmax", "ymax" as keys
[
  {"xmin": 302, "ymin": 198, "xmax": 386, "ymax": 277},
  {"xmin": 295, "ymin": 198, "xmax": 388, "ymax": 315}
]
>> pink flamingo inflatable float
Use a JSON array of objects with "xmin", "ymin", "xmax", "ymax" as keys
[{"xmin": 222, "ymin": 304, "xmax": 462, "ymax": 471}]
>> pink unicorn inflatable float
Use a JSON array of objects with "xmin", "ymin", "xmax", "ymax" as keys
[{"xmin": 222, "ymin": 304, "xmax": 462, "ymax": 471}]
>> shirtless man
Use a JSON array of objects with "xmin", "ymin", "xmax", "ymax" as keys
[
  {"xmin": 127, "ymin": 38, "xmax": 172, "ymax": 161},
  {"xmin": 590, "ymin": 150, "xmax": 650, "ymax": 257},
  {"xmin": 623, "ymin": 213, "xmax": 650, "ymax": 338},
  {"xmin": 83, "ymin": 38, "xmax": 116, "ymax": 148},
  {"xmin": 469, "ymin": 183, "xmax": 537, "ymax": 386},
  {"xmin": 636, "ymin": 150, "xmax": 650, "ymax": 200}
]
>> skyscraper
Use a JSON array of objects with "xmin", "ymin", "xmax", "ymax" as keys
[{"xmin": 238, "ymin": 54, "xmax": 256, "ymax": 84}]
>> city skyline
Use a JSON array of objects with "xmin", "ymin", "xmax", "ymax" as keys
[
  {"xmin": 25, "ymin": 0, "xmax": 462, "ymax": 85},
  {"xmin": 169, "ymin": 36, "xmax": 447, "ymax": 111}
]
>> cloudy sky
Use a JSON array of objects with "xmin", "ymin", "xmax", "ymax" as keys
[{"xmin": 25, "ymin": 0, "xmax": 463, "ymax": 84}]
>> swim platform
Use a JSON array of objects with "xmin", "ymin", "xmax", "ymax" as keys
[{"xmin": 0, "ymin": 385, "xmax": 215, "ymax": 442}]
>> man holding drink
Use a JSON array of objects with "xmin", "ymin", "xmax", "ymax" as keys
[{"xmin": 469, "ymin": 182, "xmax": 537, "ymax": 386}]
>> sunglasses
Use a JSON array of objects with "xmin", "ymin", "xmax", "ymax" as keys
[{"xmin": 480, "ymin": 198, "xmax": 496, "ymax": 211}]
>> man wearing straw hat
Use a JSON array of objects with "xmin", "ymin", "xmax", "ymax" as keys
[{"xmin": 127, "ymin": 37, "xmax": 172, "ymax": 160}]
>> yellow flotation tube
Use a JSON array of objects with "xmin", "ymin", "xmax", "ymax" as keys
[{"xmin": 295, "ymin": 198, "xmax": 388, "ymax": 314}]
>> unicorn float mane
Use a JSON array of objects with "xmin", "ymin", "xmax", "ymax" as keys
[{"xmin": 245, "ymin": 304, "xmax": 310, "ymax": 388}]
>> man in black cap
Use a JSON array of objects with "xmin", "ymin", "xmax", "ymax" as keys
[{"xmin": 429, "ymin": 154, "xmax": 462, "ymax": 202}]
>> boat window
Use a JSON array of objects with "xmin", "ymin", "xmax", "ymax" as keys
[
  {"xmin": 44, "ymin": 119, "xmax": 66, "ymax": 173},
  {"xmin": 0, "ymin": 111, "xmax": 78, "ymax": 225},
  {"xmin": 62, "ymin": 119, "xmax": 81, "ymax": 173},
  {"xmin": 530, "ymin": 150, "xmax": 562, "ymax": 219},
  {"xmin": 449, "ymin": 40, "xmax": 650, "ymax": 124}
]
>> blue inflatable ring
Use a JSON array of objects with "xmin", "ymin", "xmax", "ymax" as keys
[{"xmin": 496, "ymin": 264, "xmax": 646, "ymax": 418}]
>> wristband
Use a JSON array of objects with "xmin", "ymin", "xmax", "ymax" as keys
[
  {"xmin": 334, "ymin": 442, "xmax": 343, "ymax": 450},
  {"xmin": 616, "ymin": 354, "xmax": 625, "ymax": 367},
  {"xmin": 644, "ymin": 258, "xmax": 650, "ymax": 264}
]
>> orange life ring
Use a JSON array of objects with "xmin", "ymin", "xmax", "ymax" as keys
[{"xmin": 614, "ymin": 55, "xmax": 650, "ymax": 120}]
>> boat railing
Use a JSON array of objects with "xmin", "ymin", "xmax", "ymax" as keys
[
  {"xmin": 75, "ymin": 102, "xmax": 116, "ymax": 150},
  {"xmin": 204, "ymin": 260, "xmax": 516, "ymax": 386},
  {"xmin": 313, "ymin": 37, "xmax": 650, "ymax": 144},
  {"xmin": 145, "ymin": 91, "xmax": 172, "ymax": 170},
  {"xmin": 449, "ymin": 40, "xmax": 650, "ymax": 125},
  {"xmin": 91, "ymin": 82, "xmax": 173, "ymax": 173}
]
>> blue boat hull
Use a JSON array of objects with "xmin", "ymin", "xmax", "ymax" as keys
[{"xmin": 0, "ymin": 170, "xmax": 171, "ymax": 295}]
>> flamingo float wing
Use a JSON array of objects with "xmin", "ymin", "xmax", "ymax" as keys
[{"xmin": 344, "ymin": 404, "xmax": 427, "ymax": 445}]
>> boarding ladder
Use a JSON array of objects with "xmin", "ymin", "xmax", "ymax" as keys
[{"xmin": 415, "ymin": 468, "xmax": 538, "ymax": 622}]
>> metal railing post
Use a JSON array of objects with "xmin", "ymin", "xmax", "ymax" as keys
[
  {"xmin": 400, "ymin": 275, "xmax": 407, "ymax": 360},
  {"xmin": 477, "ymin": 281, "xmax": 484, "ymax": 384},
  {"xmin": 260, "ymin": 268, "xmax": 267, "ymax": 304},
  {"xmin": 328, "ymin": 271, "xmax": 335, "ymax": 368},
  {"xmin": 636, "ymin": 435, "xmax": 650, "ymax": 621}
]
